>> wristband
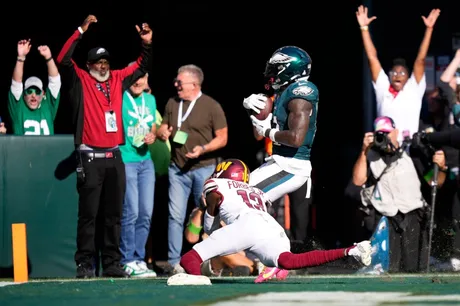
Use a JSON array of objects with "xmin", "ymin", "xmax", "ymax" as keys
[
  {"xmin": 187, "ymin": 222, "xmax": 202, "ymax": 235},
  {"xmin": 17, "ymin": 57, "xmax": 25, "ymax": 62},
  {"xmin": 45, "ymin": 57, "xmax": 53, "ymax": 62},
  {"xmin": 78, "ymin": 26, "xmax": 84, "ymax": 34},
  {"xmin": 269, "ymin": 129, "xmax": 277, "ymax": 142},
  {"xmin": 201, "ymin": 145, "xmax": 206, "ymax": 152},
  {"xmin": 360, "ymin": 25, "xmax": 369, "ymax": 31}
]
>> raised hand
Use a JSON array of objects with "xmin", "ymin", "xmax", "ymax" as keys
[
  {"xmin": 37, "ymin": 45, "xmax": 51, "ymax": 59},
  {"xmin": 81, "ymin": 15, "xmax": 97, "ymax": 33},
  {"xmin": 422, "ymin": 8, "xmax": 440, "ymax": 28},
  {"xmin": 455, "ymin": 49, "xmax": 460, "ymax": 59},
  {"xmin": 136, "ymin": 23, "xmax": 152, "ymax": 44},
  {"xmin": 17, "ymin": 39, "xmax": 32, "ymax": 57},
  {"xmin": 356, "ymin": 5, "xmax": 377, "ymax": 27},
  {"xmin": 362, "ymin": 132, "xmax": 374, "ymax": 152}
]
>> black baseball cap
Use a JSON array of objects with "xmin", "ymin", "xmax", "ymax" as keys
[{"xmin": 87, "ymin": 47, "xmax": 110, "ymax": 63}]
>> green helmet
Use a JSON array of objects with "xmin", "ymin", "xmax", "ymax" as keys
[{"xmin": 264, "ymin": 46, "xmax": 312, "ymax": 90}]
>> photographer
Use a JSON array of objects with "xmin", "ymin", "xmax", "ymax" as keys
[
  {"xmin": 350, "ymin": 116, "xmax": 446, "ymax": 272},
  {"xmin": 417, "ymin": 126, "xmax": 460, "ymax": 271}
]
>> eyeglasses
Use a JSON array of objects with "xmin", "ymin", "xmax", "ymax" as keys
[
  {"xmin": 25, "ymin": 88, "xmax": 42, "ymax": 95},
  {"xmin": 389, "ymin": 71, "xmax": 407, "ymax": 77},
  {"xmin": 173, "ymin": 78, "xmax": 195, "ymax": 87}
]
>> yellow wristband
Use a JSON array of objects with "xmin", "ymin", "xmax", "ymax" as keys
[{"xmin": 360, "ymin": 25, "xmax": 369, "ymax": 31}]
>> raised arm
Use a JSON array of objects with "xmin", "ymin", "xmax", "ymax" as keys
[
  {"xmin": 11, "ymin": 39, "xmax": 32, "ymax": 100},
  {"xmin": 356, "ymin": 5, "xmax": 381, "ymax": 82},
  {"xmin": 57, "ymin": 15, "xmax": 97, "ymax": 81},
  {"xmin": 440, "ymin": 49, "xmax": 460, "ymax": 85},
  {"xmin": 38, "ymin": 45, "xmax": 60, "ymax": 99},
  {"xmin": 118, "ymin": 23, "xmax": 153, "ymax": 82},
  {"xmin": 352, "ymin": 133, "xmax": 373, "ymax": 186},
  {"xmin": 413, "ymin": 9, "xmax": 440, "ymax": 83}
]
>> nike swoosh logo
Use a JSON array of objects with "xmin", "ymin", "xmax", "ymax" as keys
[{"xmin": 262, "ymin": 270, "xmax": 276, "ymax": 279}]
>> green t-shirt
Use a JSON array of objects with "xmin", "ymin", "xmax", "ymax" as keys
[
  {"xmin": 8, "ymin": 88, "xmax": 60, "ymax": 135},
  {"xmin": 120, "ymin": 91, "xmax": 157, "ymax": 163}
]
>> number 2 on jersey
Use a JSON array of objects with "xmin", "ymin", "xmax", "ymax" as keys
[{"xmin": 237, "ymin": 190, "xmax": 266, "ymax": 212}]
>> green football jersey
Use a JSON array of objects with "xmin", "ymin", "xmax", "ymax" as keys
[
  {"xmin": 120, "ymin": 91, "xmax": 157, "ymax": 163},
  {"xmin": 8, "ymin": 88, "xmax": 60, "ymax": 135},
  {"xmin": 272, "ymin": 80, "xmax": 319, "ymax": 160}
]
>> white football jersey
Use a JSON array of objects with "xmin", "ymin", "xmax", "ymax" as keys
[{"xmin": 203, "ymin": 178, "xmax": 269, "ymax": 225}]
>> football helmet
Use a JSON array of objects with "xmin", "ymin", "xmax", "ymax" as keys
[
  {"xmin": 211, "ymin": 159, "xmax": 250, "ymax": 183},
  {"xmin": 264, "ymin": 46, "xmax": 312, "ymax": 90}
]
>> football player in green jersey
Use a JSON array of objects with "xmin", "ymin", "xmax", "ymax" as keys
[
  {"xmin": 8, "ymin": 39, "xmax": 61, "ymax": 135},
  {"xmin": 244, "ymin": 46, "xmax": 318, "ymax": 202},
  {"xmin": 242, "ymin": 45, "xmax": 319, "ymax": 282}
]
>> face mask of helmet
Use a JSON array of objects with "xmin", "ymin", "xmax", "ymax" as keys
[{"xmin": 373, "ymin": 131, "xmax": 391, "ymax": 152}]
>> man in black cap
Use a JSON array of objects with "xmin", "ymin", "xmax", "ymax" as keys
[
  {"xmin": 57, "ymin": 14, "xmax": 152, "ymax": 279},
  {"xmin": 86, "ymin": 47, "xmax": 111, "ymax": 82}
]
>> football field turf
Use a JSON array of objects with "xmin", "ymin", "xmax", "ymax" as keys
[{"xmin": 1, "ymin": 274, "xmax": 460, "ymax": 306}]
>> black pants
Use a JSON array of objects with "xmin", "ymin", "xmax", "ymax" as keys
[
  {"xmin": 452, "ymin": 191, "xmax": 460, "ymax": 258},
  {"xmin": 74, "ymin": 149, "xmax": 126, "ymax": 269},
  {"xmin": 375, "ymin": 210, "xmax": 428, "ymax": 273},
  {"xmin": 288, "ymin": 180, "xmax": 311, "ymax": 243}
]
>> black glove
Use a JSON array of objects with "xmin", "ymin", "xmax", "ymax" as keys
[{"xmin": 411, "ymin": 131, "xmax": 428, "ymax": 149}]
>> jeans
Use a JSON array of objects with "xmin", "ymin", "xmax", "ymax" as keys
[
  {"xmin": 167, "ymin": 163, "xmax": 215, "ymax": 266},
  {"xmin": 120, "ymin": 159, "xmax": 155, "ymax": 265}
]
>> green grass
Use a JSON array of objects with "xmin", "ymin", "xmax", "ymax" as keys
[{"xmin": 1, "ymin": 274, "xmax": 460, "ymax": 306}]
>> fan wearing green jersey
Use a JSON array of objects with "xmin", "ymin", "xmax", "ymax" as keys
[{"xmin": 8, "ymin": 39, "xmax": 61, "ymax": 135}]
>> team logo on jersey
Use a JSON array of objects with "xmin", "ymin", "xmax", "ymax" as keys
[
  {"xmin": 292, "ymin": 86, "xmax": 313, "ymax": 96},
  {"xmin": 269, "ymin": 52, "xmax": 297, "ymax": 64}
]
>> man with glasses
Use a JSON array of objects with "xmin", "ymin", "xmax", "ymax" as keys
[
  {"xmin": 156, "ymin": 64, "xmax": 228, "ymax": 275},
  {"xmin": 8, "ymin": 39, "xmax": 61, "ymax": 135},
  {"xmin": 356, "ymin": 5, "xmax": 440, "ymax": 142}
]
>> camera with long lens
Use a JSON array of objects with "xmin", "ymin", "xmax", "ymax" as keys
[{"xmin": 373, "ymin": 131, "xmax": 390, "ymax": 151}]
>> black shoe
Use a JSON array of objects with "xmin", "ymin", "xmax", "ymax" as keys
[
  {"xmin": 76, "ymin": 262, "xmax": 96, "ymax": 279},
  {"xmin": 102, "ymin": 264, "xmax": 130, "ymax": 278},
  {"xmin": 147, "ymin": 262, "xmax": 167, "ymax": 276}
]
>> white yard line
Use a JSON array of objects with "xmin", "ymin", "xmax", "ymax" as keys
[{"xmin": 209, "ymin": 291, "xmax": 460, "ymax": 306}]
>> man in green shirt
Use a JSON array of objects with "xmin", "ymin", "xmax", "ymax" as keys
[
  {"xmin": 119, "ymin": 72, "xmax": 157, "ymax": 277},
  {"xmin": 8, "ymin": 39, "xmax": 61, "ymax": 135}
]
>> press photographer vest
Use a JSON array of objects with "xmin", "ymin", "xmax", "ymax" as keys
[{"xmin": 360, "ymin": 150, "xmax": 426, "ymax": 217}]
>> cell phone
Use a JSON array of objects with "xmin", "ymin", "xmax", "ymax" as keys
[{"xmin": 0, "ymin": 116, "xmax": 2, "ymax": 123}]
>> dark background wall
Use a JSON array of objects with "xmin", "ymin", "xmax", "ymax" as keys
[{"xmin": 1, "ymin": 0, "xmax": 459, "ymax": 260}]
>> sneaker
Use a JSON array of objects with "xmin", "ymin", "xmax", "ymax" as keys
[
  {"xmin": 348, "ymin": 240, "xmax": 372, "ymax": 266},
  {"xmin": 136, "ymin": 261, "xmax": 157, "ymax": 277},
  {"xmin": 103, "ymin": 264, "xmax": 130, "ymax": 278},
  {"xmin": 76, "ymin": 262, "xmax": 95, "ymax": 279},
  {"xmin": 452, "ymin": 258, "xmax": 460, "ymax": 272},
  {"xmin": 169, "ymin": 263, "xmax": 185, "ymax": 275},
  {"xmin": 432, "ymin": 257, "xmax": 460, "ymax": 272},
  {"xmin": 254, "ymin": 267, "xmax": 289, "ymax": 283}
]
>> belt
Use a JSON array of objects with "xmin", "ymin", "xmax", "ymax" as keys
[{"xmin": 81, "ymin": 151, "xmax": 118, "ymax": 159}]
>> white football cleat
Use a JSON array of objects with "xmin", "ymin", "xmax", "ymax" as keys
[
  {"xmin": 348, "ymin": 240, "xmax": 372, "ymax": 266},
  {"xmin": 167, "ymin": 273, "xmax": 212, "ymax": 286}
]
